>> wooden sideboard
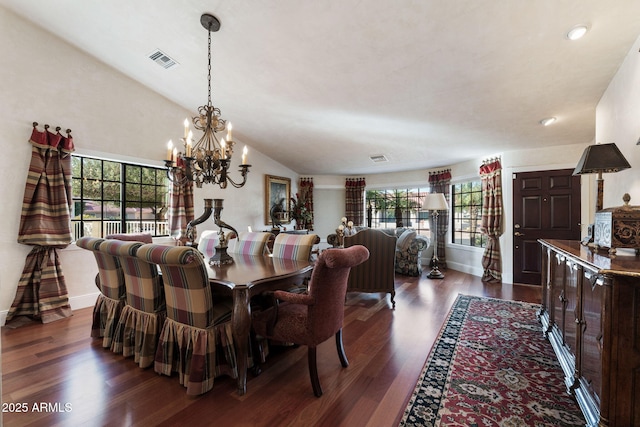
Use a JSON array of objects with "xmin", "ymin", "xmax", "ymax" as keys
[{"xmin": 538, "ymin": 239, "xmax": 640, "ymax": 427}]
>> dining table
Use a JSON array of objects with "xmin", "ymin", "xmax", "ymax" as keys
[{"xmin": 204, "ymin": 253, "xmax": 314, "ymax": 396}]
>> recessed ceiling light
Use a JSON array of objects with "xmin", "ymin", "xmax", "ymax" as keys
[
  {"xmin": 567, "ymin": 25, "xmax": 588, "ymax": 41},
  {"xmin": 539, "ymin": 117, "xmax": 557, "ymax": 126}
]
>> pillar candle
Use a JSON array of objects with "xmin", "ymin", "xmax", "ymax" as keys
[{"xmin": 166, "ymin": 140, "xmax": 173, "ymax": 161}]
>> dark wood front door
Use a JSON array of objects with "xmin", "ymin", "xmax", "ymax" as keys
[{"xmin": 512, "ymin": 169, "xmax": 581, "ymax": 284}]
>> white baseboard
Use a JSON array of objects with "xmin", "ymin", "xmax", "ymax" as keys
[
  {"xmin": 446, "ymin": 260, "xmax": 484, "ymax": 278},
  {"xmin": 0, "ymin": 292, "xmax": 99, "ymax": 326},
  {"xmin": 69, "ymin": 292, "xmax": 100, "ymax": 311}
]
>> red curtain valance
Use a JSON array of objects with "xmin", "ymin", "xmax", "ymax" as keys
[{"xmin": 428, "ymin": 170, "xmax": 452, "ymax": 183}]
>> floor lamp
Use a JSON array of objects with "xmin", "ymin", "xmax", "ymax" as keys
[{"xmin": 424, "ymin": 193, "xmax": 449, "ymax": 279}]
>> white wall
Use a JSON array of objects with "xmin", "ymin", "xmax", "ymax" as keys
[
  {"xmin": 312, "ymin": 187, "xmax": 345, "ymax": 240},
  {"xmin": 595, "ymin": 34, "xmax": 640, "ymax": 212},
  {"xmin": 0, "ymin": 8, "xmax": 297, "ymax": 324}
]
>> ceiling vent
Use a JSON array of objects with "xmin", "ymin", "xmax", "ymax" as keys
[
  {"xmin": 369, "ymin": 154, "xmax": 388, "ymax": 163},
  {"xmin": 148, "ymin": 49, "xmax": 178, "ymax": 69}
]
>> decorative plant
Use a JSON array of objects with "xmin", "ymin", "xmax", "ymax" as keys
[{"xmin": 290, "ymin": 193, "xmax": 312, "ymax": 227}]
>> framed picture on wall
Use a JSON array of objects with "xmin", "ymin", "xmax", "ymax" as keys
[{"xmin": 265, "ymin": 175, "xmax": 291, "ymax": 226}]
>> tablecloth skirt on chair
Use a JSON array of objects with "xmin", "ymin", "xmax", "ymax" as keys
[
  {"xmin": 154, "ymin": 312, "xmax": 237, "ymax": 396},
  {"xmin": 112, "ymin": 305, "xmax": 165, "ymax": 368}
]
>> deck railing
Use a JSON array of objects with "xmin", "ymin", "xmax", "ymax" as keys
[{"xmin": 72, "ymin": 221, "xmax": 169, "ymax": 240}]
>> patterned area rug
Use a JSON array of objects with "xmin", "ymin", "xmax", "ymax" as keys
[{"xmin": 399, "ymin": 295, "xmax": 585, "ymax": 426}]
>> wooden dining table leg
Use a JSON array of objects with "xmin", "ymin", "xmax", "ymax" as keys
[{"xmin": 232, "ymin": 285, "xmax": 251, "ymax": 395}]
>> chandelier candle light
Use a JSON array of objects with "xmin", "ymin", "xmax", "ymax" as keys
[{"xmin": 165, "ymin": 13, "xmax": 251, "ymax": 188}]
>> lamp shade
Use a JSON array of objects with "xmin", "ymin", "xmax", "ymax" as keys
[
  {"xmin": 573, "ymin": 143, "xmax": 631, "ymax": 175},
  {"xmin": 423, "ymin": 193, "xmax": 449, "ymax": 211}
]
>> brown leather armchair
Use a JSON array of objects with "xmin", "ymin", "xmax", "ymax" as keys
[{"xmin": 252, "ymin": 245, "xmax": 370, "ymax": 397}]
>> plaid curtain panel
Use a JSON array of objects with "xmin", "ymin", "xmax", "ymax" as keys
[
  {"xmin": 428, "ymin": 170, "xmax": 452, "ymax": 269},
  {"xmin": 136, "ymin": 244, "xmax": 238, "ymax": 395},
  {"xmin": 7, "ymin": 126, "xmax": 75, "ymax": 324},
  {"xmin": 345, "ymin": 177, "xmax": 366, "ymax": 226},
  {"xmin": 479, "ymin": 159, "xmax": 504, "ymax": 282},
  {"xmin": 167, "ymin": 172, "xmax": 195, "ymax": 241},
  {"xmin": 17, "ymin": 126, "xmax": 74, "ymax": 246},
  {"xmin": 299, "ymin": 177, "xmax": 314, "ymax": 230}
]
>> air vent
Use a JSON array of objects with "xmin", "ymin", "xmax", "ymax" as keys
[
  {"xmin": 148, "ymin": 49, "xmax": 178, "ymax": 69},
  {"xmin": 369, "ymin": 155, "xmax": 388, "ymax": 163}
]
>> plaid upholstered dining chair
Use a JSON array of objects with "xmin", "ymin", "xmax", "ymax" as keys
[
  {"xmin": 252, "ymin": 245, "xmax": 370, "ymax": 397},
  {"xmin": 135, "ymin": 244, "xmax": 238, "ymax": 396},
  {"xmin": 229, "ymin": 231, "xmax": 274, "ymax": 255},
  {"xmin": 271, "ymin": 233, "xmax": 319, "ymax": 261},
  {"xmin": 105, "ymin": 233, "xmax": 153, "ymax": 243},
  {"xmin": 196, "ymin": 229, "xmax": 220, "ymax": 259},
  {"xmin": 76, "ymin": 236, "xmax": 126, "ymax": 348},
  {"xmin": 99, "ymin": 239, "xmax": 166, "ymax": 368}
]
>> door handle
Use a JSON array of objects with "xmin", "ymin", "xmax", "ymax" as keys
[{"xmin": 514, "ymin": 231, "xmax": 525, "ymax": 237}]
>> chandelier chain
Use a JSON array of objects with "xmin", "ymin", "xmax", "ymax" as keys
[{"xmin": 207, "ymin": 27, "xmax": 212, "ymax": 107}]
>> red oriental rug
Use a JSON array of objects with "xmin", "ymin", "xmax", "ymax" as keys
[{"xmin": 399, "ymin": 295, "xmax": 585, "ymax": 426}]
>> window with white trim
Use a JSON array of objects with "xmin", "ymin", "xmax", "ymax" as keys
[
  {"xmin": 451, "ymin": 180, "xmax": 486, "ymax": 247},
  {"xmin": 71, "ymin": 155, "xmax": 169, "ymax": 240}
]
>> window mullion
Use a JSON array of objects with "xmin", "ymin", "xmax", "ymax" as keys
[{"xmin": 121, "ymin": 163, "xmax": 126, "ymax": 235}]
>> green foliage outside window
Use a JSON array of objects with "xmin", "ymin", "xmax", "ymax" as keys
[
  {"xmin": 365, "ymin": 188, "xmax": 430, "ymax": 237},
  {"xmin": 451, "ymin": 181, "xmax": 486, "ymax": 247},
  {"xmin": 71, "ymin": 155, "xmax": 169, "ymax": 239}
]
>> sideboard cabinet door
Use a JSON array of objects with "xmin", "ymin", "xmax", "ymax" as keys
[
  {"xmin": 607, "ymin": 275, "xmax": 640, "ymax": 426},
  {"xmin": 575, "ymin": 267, "xmax": 604, "ymax": 425}
]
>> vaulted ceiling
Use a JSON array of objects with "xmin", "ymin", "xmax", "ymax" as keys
[{"xmin": 3, "ymin": 1, "xmax": 640, "ymax": 175}]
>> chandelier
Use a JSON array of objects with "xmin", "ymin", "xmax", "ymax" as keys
[{"xmin": 165, "ymin": 13, "xmax": 250, "ymax": 188}]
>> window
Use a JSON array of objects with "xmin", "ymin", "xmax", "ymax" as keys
[
  {"xmin": 451, "ymin": 181, "xmax": 485, "ymax": 247},
  {"xmin": 71, "ymin": 155, "xmax": 169, "ymax": 240},
  {"xmin": 365, "ymin": 188, "xmax": 431, "ymax": 237}
]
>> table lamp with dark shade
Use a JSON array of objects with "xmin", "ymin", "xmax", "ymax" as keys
[
  {"xmin": 572, "ymin": 142, "xmax": 631, "ymax": 212},
  {"xmin": 423, "ymin": 193, "xmax": 449, "ymax": 279}
]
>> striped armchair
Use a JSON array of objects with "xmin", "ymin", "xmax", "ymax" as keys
[
  {"xmin": 76, "ymin": 236, "xmax": 125, "ymax": 348},
  {"xmin": 136, "ymin": 244, "xmax": 238, "ymax": 395},
  {"xmin": 344, "ymin": 229, "xmax": 397, "ymax": 308},
  {"xmin": 100, "ymin": 239, "xmax": 166, "ymax": 367}
]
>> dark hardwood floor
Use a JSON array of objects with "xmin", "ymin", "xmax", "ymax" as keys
[{"xmin": 1, "ymin": 270, "xmax": 541, "ymax": 427}]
